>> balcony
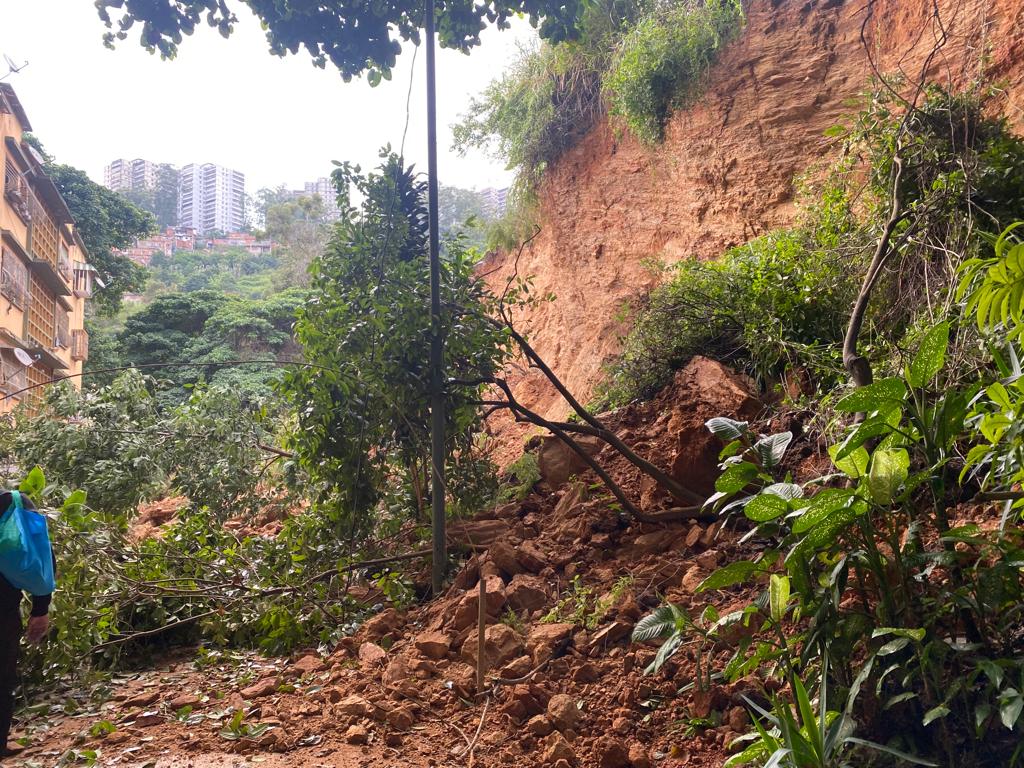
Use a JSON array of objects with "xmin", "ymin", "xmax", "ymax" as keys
[
  {"xmin": 3, "ymin": 161, "xmax": 29, "ymax": 221},
  {"xmin": 55, "ymin": 311, "xmax": 70, "ymax": 351},
  {"xmin": 72, "ymin": 262, "xmax": 95, "ymax": 298},
  {"xmin": 71, "ymin": 328, "xmax": 88, "ymax": 362},
  {"xmin": 25, "ymin": 184, "xmax": 70, "ymax": 296}
]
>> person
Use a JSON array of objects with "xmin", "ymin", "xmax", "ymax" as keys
[{"xmin": 0, "ymin": 491, "xmax": 51, "ymax": 759}]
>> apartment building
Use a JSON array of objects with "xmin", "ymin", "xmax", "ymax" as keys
[
  {"xmin": 479, "ymin": 186, "xmax": 509, "ymax": 218},
  {"xmin": 0, "ymin": 84, "xmax": 96, "ymax": 412},
  {"xmin": 303, "ymin": 177, "xmax": 341, "ymax": 220},
  {"xmin": 103, "ymin": 157, "xmax": 160, "ymax": 192},
  {"xmin": 178, "ymin": 163, "xmax": 245, "ymax": 234}
]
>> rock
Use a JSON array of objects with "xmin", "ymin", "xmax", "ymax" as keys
[
  {"xmin": 336, "ymin": 694, "xmax": 382, "ymax": 721},
  {"xmin": 489, "ymin": 540, "xmax": 524, "ymax": 578},
  {"xmin": 696, "ymin": 549, "xmax": 720, "ymax": 570},
  {"xmin": 415, "ymin": 630, "xmax": 451, "ymax": 660},
  {"xmin": 727, "ymin": 705, "xmax": 749, "ymax": 731},
  {"xmin": 452, "ymin": 576, "xmax": 507, "ymax": 630},
  {"xmin": 527, "ymin": 623, "xmax": 574, "ymax": 664},
  {"xmin": 500, "ymin": 655, "xmax": 534, "ymax": 679},
  {"xmin": 595, "ymin": 736, "xmax": 630, "ymax": 768},
  {"xmin": 527, "ymin": 714, "xmax": 554, "ymax": 737},
  {"xmin": 241, "ymin": 677, "xmax": 279, "ymax": 699},
  {"xmin": 345, "ymin": 724, "xmax": 369, "ymax": 745},
  {"xmin": 510, "ymin": 684, "xmax": 547, "ymax": 719},
  {"xmin": 168, "ymin": 694, "xmax": 201, "ymax": 711},
  {"xmin": 358, "ymin": 641, "xmax": 387, "ymax": 666},
  {"xmin": 133, "ymin": 711, "xmax": 163, "ymax": 727},
  {"xmin": 517, "ymin": 541, "xmax": 548, "ymax": 573},
  {"xmin": 546, "ymin": 693, "xmax": 581, "ymax": 732},
  {"xmin": 611, "ymin": 716, "xmax": 630, "ymax": 735},
  {"xmin": 462, "ymin": 623, "xmax": 525, "ymax": 669},
  {"xmin": 124, "ymin": 690, "xmax": 160, "ymax": 708},
  {"xmin": 382, "ymin": 655, "xmax": 411, "ymax": 687},
  {"xmin": 588, "ymin": 621, "xmax": 632, "ymax": 650},
  {"xmin": 537, "ymin": 434, "xmax": 603, "ymax": 489},
  {"xmin": 542, "ymin": 731, "xmax": 577, "ymax": 765},
  {"xmin": 507, "ymin": 574, "xmax": 549, "ymax": 613},
  {"xmin": 448, "ymin": 518, "xmax": 512, "ymax": 548},
  {"xmin": 384, "ymin": 732, "xmax": 403, "ymax": 747},
  {"xmin": 572, "ymin": 662, "xmax": 599, "ymax": 683},
  {"xmin": 386, "ymin": 705, "xmax": 416, "ymax": 731},
  {"xmin": 292, "ymin": 654, "xmax": 327, "ymax": 677},
  {"xmin": 631, "ymin": 531, "xmax": 674, "ymax": 557},
  {"xmin": 684, "ymin": 525, "xmax": 703, "ymax": 549},
  {"xmin": 628, "ymin": 743, "xmax": 651, "ymax": 768},
  {"xmin": 362, "ymin": 608, "xmax": 402, "ymax": 640},
  {"xmin": 681, "ymin": 565, "xmax": 705, "ymax": 594}
]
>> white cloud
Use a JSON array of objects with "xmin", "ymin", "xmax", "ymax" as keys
[{"xmin": 0, "ymin": 0, "xmax": 532, "ymax": 192}]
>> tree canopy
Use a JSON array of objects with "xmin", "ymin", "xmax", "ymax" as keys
[{"xmin": 93, "ymin": 0, "xmax": 586, "ymax": 82}]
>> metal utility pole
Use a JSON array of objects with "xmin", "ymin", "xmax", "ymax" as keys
[{"xmin": 425, "ymin": 0, "xmax": 446, "ymax": 596}]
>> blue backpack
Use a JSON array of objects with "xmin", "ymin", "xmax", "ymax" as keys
[{"xmin": 0, "ymin": 491, "xmax": 55, "ymax": 596}]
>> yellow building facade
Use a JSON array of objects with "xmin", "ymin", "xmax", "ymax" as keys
[{"xmin": 0, "ymin": 83, "xmax": 94, "ymax": 412}]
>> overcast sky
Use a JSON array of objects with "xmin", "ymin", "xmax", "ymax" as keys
[{"xmin": 0, "ymin": 0, "xmax": 532, "ymax": 193}]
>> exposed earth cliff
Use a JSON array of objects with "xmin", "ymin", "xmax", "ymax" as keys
[{"xmin": 480, "ymin": 0, "xmax": 1024, "ymax": 444}]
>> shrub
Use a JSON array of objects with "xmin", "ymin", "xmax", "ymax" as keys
[
  {"xmin": 597, "ymin": 190, "xmax": 865, "ymax": 406},
  {"xmin": 605, "ymin": 0, "xmax": 744, "ymax": 143}
]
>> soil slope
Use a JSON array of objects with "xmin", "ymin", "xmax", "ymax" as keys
[{"xmin": 479, "ymin": 0, "xmax": 1024, "ymax": 444}]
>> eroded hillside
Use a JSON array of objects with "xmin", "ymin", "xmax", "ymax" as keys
[{"xmin": 480, "ymin": 0, "xmax": 1024, "ymax": 436}]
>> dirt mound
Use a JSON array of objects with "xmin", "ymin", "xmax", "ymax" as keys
[
  {"xmin": 128, "ymin": 496, "xmax": 189, "ymax": 543},
  {"xmin": 16, "ymin": 359, "xmax": 773, "ymax": 768}
]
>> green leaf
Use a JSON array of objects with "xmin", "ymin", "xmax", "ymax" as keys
[
  {"xmin": 697, "ymin": 560, "xmax": 761, "ymax": 592},
  {"xmin": 999, "ymin": 689, "xmax": 1024, "ymax": 730},
  {"xmin": 762, "ymin": 483, "xmax": 804, "ymax": 500},
  {"xmin": 632, "ymin": 604, "xmax": 685, "ymax": 642},
  {"xmin": 706, "ymin": 417, "xmax": 749, "ymax": 441},
  {"xmin": 715, "ymin": 462, "xmax": 758, "ymax": 494},
  {"xmin": 19, "ymin": 466, "xmax": 45, "ymax": 500},
  {"xmin": 753, "ymin": 432, "xmax": 793, "ymax": 469},
  {"xmin": 769, "ymin": 574, "xmax": 790, "ymax": 623},
  {"xmin": 923, "ymin": 705, "xmax": 951, "ymax": 727},
  {"xmin": 829, "ymin": 443, "xmax": 869, "ymax": 478},
  {"xmin": 792, "ymin": 490, "xmax": 855, "ymax": 534},
  {"xmin": 866, "ymin": 449, "xmax": 910, "ymax": 505},
  {"xmin": 907, "ymin": 321, "xmax": 950, "ymax": 388},
  {"xmin": 872, "ymin": 627, "xmax": 926, "ymax": 642},
  {"xmin": 835, "ymin": 378, "xmax": 907, "ymax": 413},
  {"xmin": 745, "ymin": 494, "xmax": 789, "ymax": 522}
]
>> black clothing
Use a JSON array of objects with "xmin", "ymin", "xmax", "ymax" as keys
[
  {"xmin": 0, "ymin": 491, "xmax": 52, "ymax": 751},
  {"xmin": 0, "ymin": 608, "xmax": 21, "ymax": 752}
]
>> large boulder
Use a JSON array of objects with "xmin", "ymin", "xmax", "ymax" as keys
[
  {"xmin": 537, "ymin": 435, "xmax": 604, "ymax": 489},
  {"xmin": 461, "ymin": 623, "xmax": 525, "ymax": 669},
  {"xmin": 667, "ymin": 357, "xmax": 760, "ymax": 497}
]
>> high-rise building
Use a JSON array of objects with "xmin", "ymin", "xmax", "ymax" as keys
[
  {"xmin": 479, "ymin": 187, "xmax": 509, "ymax": 218},
  {"xmin": 303, "ymin": 177, "xmax": 341, "ymax": 220},
  {"xmin": 1, "ymin": 83, "xmax": 96, "ymax": 412},
  {"xmin": 103, "ymin": 158, "xmax": 161, "ymax": 192},
  {"xmin": 178, "ymin": 163, "xmax": 246, "ymax": 234}
]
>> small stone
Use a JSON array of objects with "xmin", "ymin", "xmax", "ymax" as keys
[
  {"xmin": 362, "ymin": 608, "xmax": 402, "ymax": 640},
  {"xmin": 386, "ymin": 705, "xmax": 415, "ymax": 731},
  {"xmin": 462, "ymin": 623, "xmax": 525, "ymax": 669},
  {"xmin": 133, "ymin": 710, "xmax": 163, "ymax": 727},
  {"xmin": 500, "ymin": 655, "xmax": 534, "ymax": 679},
  {"xmin": 124, "ymin": 690, "xmax": 160, "ymax": 708},
  {"xmin": 489, "ymin": 540, "xmax": 524, "ymax": 578},
  {"xmin": 527, "ymin": 714, "xmax": 553, "ymax": 737},
  {"xmin": 506, "ymin": 574, "xmax": 549, "ymax": 613},
  {"xmin": 358, "ymin": 641, "xmax": 387, "ymax": 666},
  {"xmin": 727, "ymin": 705, "xmax": 749, "ymax": 731},
  {"xmin": 384, "ymin": 732, "xmax": 403, "ymax": 747},
  {"xmin": 241, "ymin": 677, "xmax": 279, "ymax": 699},
  {"xmin": 612, "ymin": 716, "xmax": 630, "ymax": 735},
  {"xmin": 292, "ymin": 654, "xmax": 327, "ymax": 676},
  {"xmin": 542, "ymin": 731, "xmax": 576, "ymax": 765},
  {"xmin": 684, "ymin": 525, "xmax": 702, "ymax": 548},
  {"xmin": 696, "ymin": 549, "xmax": 720, "ymax": 570},
  {"xmin": 572, "ymin": 662, "xmax": 599, "ymax": 683},
  {"xmin": 546, "ymin": 693, "xmax": 581, "ymax": 732},
  {"xmin": 168, "ymin": 694, "xmax": 201, "ymax": 711},
  {"xmin": 336, "ymin": 694, "xmax": 380, "ymax": 720},
  {"xmin": 345, "ymin": 724, "xmax": 368, "ymax": 745},
  {"xmin": 527, "ymin": 623, "xmax": 573, "ymax": 664},
  {"xmin": 415, "ymin": 631, "xmax": 451, "ymax": 660},
  {"xmin": 517, "ymin": 541, "xmax": 548, "ymax": 573},
  {"xmin": 628, "ymin": 743, "xmax": 651, "ymax": 768},
  {"xmin": 595, "ymin": 736, "xmax": 630, "ymax": 768},
  {"xmin": 681, "ymin": 565, "xmax": 704, "ymax": 594}
]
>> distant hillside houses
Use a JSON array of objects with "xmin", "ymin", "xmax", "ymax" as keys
[{"xmin": 120, "ymin": 226, "xmax": 272, "ymax": 267}]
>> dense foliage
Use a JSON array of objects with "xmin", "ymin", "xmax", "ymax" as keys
[{"xmin": 281, "ymin": 154, "xmax": 507, "ymax": 530}]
